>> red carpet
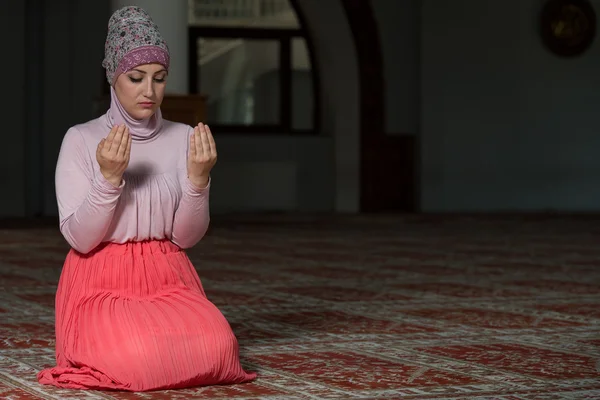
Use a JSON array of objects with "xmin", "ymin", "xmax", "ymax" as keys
[{"xmin": 1, "ymin": 214, "xmax": 599, "ymax": 399}]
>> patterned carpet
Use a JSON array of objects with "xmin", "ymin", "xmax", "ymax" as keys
[{"xmin": 1, "ymin": 214, "xmax": 600, "ymax": 399}]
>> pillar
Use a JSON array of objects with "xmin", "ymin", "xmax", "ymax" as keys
[{"xmin": 111, "ymin": 0, "xmax": 189, "ymax": 94}]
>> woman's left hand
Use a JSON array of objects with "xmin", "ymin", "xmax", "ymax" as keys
[{"xmin": 187, "ymin": 123, "xmax": 217, "ymax": 189}]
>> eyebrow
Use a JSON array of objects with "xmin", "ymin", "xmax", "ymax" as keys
[{"xmin": 130, "ymin": 68, "xmax": 167, "ymax": 74}]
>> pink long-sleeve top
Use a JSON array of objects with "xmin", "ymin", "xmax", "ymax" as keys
[{"xmin": 55, "ymin": 94, "xmax": 209, "ymax": 254}]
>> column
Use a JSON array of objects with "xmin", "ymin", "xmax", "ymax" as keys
[{"xmin": 111, "ymin": 0, "xmax": 189, "ymax": 94}]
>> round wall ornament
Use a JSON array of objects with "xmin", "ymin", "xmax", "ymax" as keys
[{"xmin": 540, "ymin": 0, "xmax": 596, "ymax": 57}]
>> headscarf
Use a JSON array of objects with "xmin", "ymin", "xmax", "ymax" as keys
[{"xmin": 102, "ymin": 6, "xmax": 169, "ymax": 142}]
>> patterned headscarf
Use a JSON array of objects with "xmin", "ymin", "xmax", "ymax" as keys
[{"xmin": 102, "ymin": 6, "xmax": 170, "ymax": 86}]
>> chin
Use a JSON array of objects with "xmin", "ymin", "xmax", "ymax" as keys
[{"xmin": 131, "ymin": 107, "xmax": 158, "ymax": 120}]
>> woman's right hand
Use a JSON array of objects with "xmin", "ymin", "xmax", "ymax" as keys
[{"xmin": 96, "ymin": 125, "xmax": 131, "ymax": 187}]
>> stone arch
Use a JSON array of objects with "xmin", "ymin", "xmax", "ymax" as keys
[
  {"xmin": 291, "ymin": 0, "xmax": 361, "ymax": 212},
  {"xmin": 340, "ymin": 0, "xmax": 387, "ymax": 211},
  {"xmin": 292, "ymin": 0, "xmax": 411, "ymax": 212}
]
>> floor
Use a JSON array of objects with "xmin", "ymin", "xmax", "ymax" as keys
[{"xmin": 1, "ymin": 213, "xmax": 599, "ymax": 399}]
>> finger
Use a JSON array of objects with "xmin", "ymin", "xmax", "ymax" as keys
[
  {"xmin": 105, "ymin": 126, "xmax": 118, "ymax": 150},
  {"xmin": 97, "ymin": 139, "xmax": 105, "ymax": 156},
  {"xmin": 205, "ymin": 124, "xmax": 217, "ymax": 157},
  {"xmin": 108, "ymin": 125, "xmax": 124, "ymax": 153},
  {"xmin": 195, "ymin": 124, "xmax": 204, "ymax": 157},
  {"xmin": 106, "ymin": 125, "xmax": 118, "ymax": 140},
  {"xmin": 117, "ymin": 127, "xmax": 129, "ymax": 158},
  {"xmin": 189, "ymin": 128, "xmax": 197, "ymax": 157},
  {"xmin": 125, "ymin": 134, "xmax": 132, "ymax": 163},
  {"xmin": 200, "ymin": 124, "xmax": 210, "ymax": 157},
  {"xmin": 116, "ymin": 127, "xmax": 128, "ymax": 158}
]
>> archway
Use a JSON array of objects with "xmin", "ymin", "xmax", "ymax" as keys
[
  {"xmin": 292, "ymin": 0, "xmax": 362, "ymax": 212},
  {"xmin": 295, "ymin": 0, "xmax": 416, "ymax": 212},
  {"xmin": 341, "ymin": 0, "xmax": 417, "ymax": 212}
]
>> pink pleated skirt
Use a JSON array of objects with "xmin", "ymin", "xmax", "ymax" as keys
[{"xmin": 37, "ymin": 240, "xmax": 257, "ymax": 392}]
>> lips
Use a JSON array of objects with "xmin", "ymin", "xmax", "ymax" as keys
[{"xmin": 139, "ymin": 102, "xmax": 154, "ymax": 105}]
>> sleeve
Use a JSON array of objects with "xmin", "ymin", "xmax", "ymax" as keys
[
  {"xmin": 55, "ymin": 127, "xmax": 124, "ymax": 254},
  {"xmin": 171, "ymin": 127, "xmax": 211, "ymax": 249}
]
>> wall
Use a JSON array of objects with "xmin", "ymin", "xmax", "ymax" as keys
[
  {"xmin": 372, "ymin": 0, "xmax": 420, "ymax": 136},
  {"xmin": 5, "ymin": 0, "xmax": 358, "ymax": 217},
  {"xmin": 204, "ymin": 0, "xmax": 359, "ymax": 214},
  {"xmin": 0, "ymin": 2, "xmax": 27, "ymax": 217},
  {"xmin": 13, "ymin": 0, "xmax": 600, "ymax": 216},
  {"xmin": 40, "ymin": 0, "xmax": 110, "ymax": 216},
  {"xmin": 421, "ymin": 0, "xmax": 600, "ymax": 212},
  {"xmin": 297, "ymin": 0, "xmax": 360, "ymax": 212},
  {"xmin": 209, "ymin": 135, "xmax": 334, "ymax": 213}
]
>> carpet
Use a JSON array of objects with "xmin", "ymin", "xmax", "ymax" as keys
[{"xmin": 1, "ymin": 214, "xmax": 599, "ymax": 399}]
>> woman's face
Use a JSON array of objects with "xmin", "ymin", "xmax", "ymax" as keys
[{"xmin": 114, "ymin": 63, "xmax": 167, "ymax": 120}]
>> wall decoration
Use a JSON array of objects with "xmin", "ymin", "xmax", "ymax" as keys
[{"xmin": 540, "ymin": 0, "xmax": 596, "ymax": 57}]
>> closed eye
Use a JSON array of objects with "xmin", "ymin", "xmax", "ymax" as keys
[{"xmin": 129, "ymin": 77, "xmax": 166, "ymax": 83}]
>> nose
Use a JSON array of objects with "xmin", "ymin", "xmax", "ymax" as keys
[{"xmin": 144, "ymin": 77, "xmax": 155, "ymax": 98}]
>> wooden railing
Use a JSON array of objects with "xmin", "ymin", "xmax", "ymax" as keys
[
  {"xmin": 189, "ymin": 0, "xmax": 292, "ymax": 22},
  {"xmin": 189, "ymin": 0, "xmax": 299, "ymax": 66},
  {"xmin": 161, "ymin": 95, "xmax": 206, "ymax": 126}
]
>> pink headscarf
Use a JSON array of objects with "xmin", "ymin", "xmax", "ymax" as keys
[{"xmin": 103, "ymin": 6, "xmax": 168, "ymax": 142}]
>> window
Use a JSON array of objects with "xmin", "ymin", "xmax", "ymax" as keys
[{"xmin": 188, "ymin": 0, "xmax": 318, "ymax": 133}]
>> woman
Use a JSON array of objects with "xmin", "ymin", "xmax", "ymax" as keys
[{"xmin": 37, "ymin": 6, "xmax": 257, "ymax": 392}]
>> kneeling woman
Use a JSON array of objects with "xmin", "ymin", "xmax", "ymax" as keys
[{"xmin": 37, "ymin": 6, "xmax": 257, "ymax": 392}]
